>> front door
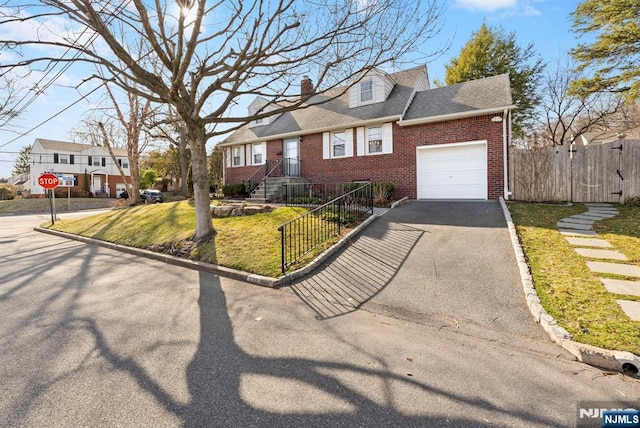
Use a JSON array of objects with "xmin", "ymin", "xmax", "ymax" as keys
[
  {"xmin": 93, "ymin": 176, "xmax": 102, "ymax": 194},
  {"xmin": 284, "ymin": 138, "xmax": 300, "ymax": 177}
]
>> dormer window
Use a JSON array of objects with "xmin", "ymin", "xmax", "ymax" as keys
[
  {"xmin": 348, "ymin": 69, "xmax": 395, "ymax": 108},
  {"xmin": 360, "ymin": 80, "xmax": 373, "ymax": 103}
]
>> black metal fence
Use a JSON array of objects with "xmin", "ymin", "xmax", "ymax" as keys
[
  {"xmin": 278, "ymin": 182, "xmax": 373, "ymax": 273},
  {"xmin": 284, "ymin": 181, "xmax": 371, "ymax": 207}
]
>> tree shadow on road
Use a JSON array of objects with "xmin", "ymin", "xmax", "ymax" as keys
[{"xmin": 0, "ymin": 233, "xmax": 565, "ymax": 427}]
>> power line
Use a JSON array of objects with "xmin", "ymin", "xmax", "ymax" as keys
[
  {"xmin": 9, "ymin": 1, "xmax": 131, "ymax": 121},
  {"xmin": 0, "ymin": 85, "xmax": 101, "ymax": 149}
]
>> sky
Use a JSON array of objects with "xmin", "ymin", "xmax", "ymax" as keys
[{"xmin": 0, "ymin": 0, "xmax": 585, "ymax": 179}]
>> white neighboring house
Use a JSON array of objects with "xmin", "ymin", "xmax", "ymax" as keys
[{"xmin": 29, "ymin": 138, "xmax": 131, "ymax": 198}]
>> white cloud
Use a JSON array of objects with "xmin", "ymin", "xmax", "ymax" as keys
[{"xmin": 454, "ymin": 0, "xmax": 541, "ymax": 16}]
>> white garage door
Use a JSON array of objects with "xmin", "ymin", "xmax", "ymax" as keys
[{"xmin": 416, "ymin": 141, "xmax": 488, "ymax": 199}]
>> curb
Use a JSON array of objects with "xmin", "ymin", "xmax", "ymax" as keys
[
  {"xmin": 499, "ymin": 197, "xmax": 640, "ymax": 376},
  {"xmin": 34, "ymin": 202, "xmax": 404, "ymax": 289}
]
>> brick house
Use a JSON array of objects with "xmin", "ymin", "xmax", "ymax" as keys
[
  {"xmin": 220, "ymin": 66, "xmax": 514, "ymax": 200},
  {"xmin": 28, "ymin": 138, "xmax": 131, "ymax": 198}
]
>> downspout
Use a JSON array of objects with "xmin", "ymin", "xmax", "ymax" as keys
[{"xmin": 502, "ymin": 109, "xmax": 510, "ymax": 200}]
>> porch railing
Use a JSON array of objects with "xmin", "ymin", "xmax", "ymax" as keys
[
  {"xmin": 246, "ymin": 158, "xmax": 301, "ymax": 200},
  {"xmin": 278, "ymin": 182, "xmax": 372, "ymax": 273}
]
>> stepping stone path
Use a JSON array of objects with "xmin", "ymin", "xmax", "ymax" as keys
[{"xmin": 559, "ymin": 203, "xmax": 640, "ymax": 322}]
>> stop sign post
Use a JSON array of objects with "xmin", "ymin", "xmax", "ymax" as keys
[{"xmin": 38, "ymin": 173, "xmax": 60, "ymax": 224}]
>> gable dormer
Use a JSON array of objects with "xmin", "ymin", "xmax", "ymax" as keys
[
  {"xmin": 248, "ymin": 96, "xmax": 281, "ymax": 128},
  {"xmin": 348, "ymin": 69, "xmax": 396, "ymax": 108}
]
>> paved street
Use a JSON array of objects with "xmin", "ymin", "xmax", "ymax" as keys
[{"xmin": 1, "ymin": 211, "xmax": 639, "ymax": 427}]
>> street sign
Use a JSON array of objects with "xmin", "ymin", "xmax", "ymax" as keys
[{"xmin": 38, "ymin": 173, "xmax": 60, "ymax": 189}]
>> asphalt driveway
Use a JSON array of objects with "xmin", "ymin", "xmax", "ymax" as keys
[{"xmin": 287, "ymin": 201, "xmax": 552, "ymax": 344}]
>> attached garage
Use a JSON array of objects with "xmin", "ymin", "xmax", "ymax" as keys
[{"xmin": 416, "ymin": 141, "xmax": 488, "ymax": 199}]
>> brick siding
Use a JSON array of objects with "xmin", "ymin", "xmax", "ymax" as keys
[{"xmin": 224, "ymin": 114, "xmax": 507, "ymax": 199}]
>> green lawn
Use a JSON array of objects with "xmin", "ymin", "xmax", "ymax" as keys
[
  {"xmin": 0, "ymin": 197, "xmax": 115, "ymax": 213},
  {"xmin": 43, "ymin": 201, "xmax": 334, "ymax": 278},
  {"xmin": 508, "ymin": 202, "xmax": 640, "ymax": 355}
]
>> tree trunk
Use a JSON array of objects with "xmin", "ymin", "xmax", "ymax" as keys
[
  {"xmin": 179, "ymin": 125, "xmax": 189, "ymax": 197},
  {"xmin": 190, "ymin": 126, "xmax": 215, "ymax": 243}
]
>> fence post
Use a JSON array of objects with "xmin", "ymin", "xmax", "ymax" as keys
[
  {"xmin": 337, "ymin": 198, "xmax": 342, "ymax": 235},
  {"xmin": 278, "ymin": 225, "xmax": 286, "ymax": 274}
]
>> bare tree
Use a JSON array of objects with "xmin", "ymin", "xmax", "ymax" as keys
[
  {"xmin": 1, "ymin": 0, "xmax": 446, "ymax": 243},
  {"xmin": 102, "ymin": 81, "xmax": 156, "ymax": 204},
  {"xmin": 146, "ymin": 110, "xmax": 191, "ymax": 198},
  {"xmin": 0, "ymin": 76, "xmax": 20, "ymax": 129},
  {"xmin": 538, "ymin": 56, "xmax": 623, "ymax": 146}
]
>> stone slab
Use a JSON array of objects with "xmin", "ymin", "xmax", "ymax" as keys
[
  {"xmin": 583, "ymin": 211, "xmax": 618, "ymax": 218},
  {"xmin": 586, "ymin": 261, "xmax": 640, "ymax": 277},
  {"xmin": 566, "ymin": 237, "xmax": 612, "ymax": 247},
  {"xmin": 616, "ymin": 300, "xmax": 640, "ymax": 321},
  {"xmin": 571, "ymin": 214, "xmax": 606, "ymax": 221},
  {"xmin": 557, "ymin": 222, "xmax": 593, "ymax": 230},
  {"xmin": 559, "ymin": 229, "xmax": 598, "ymax": 237},
  {"xmin": 559, "ymin": 217, "xmax": 595, "ymax": 225},
  {"xmin": 584, "ymin": 203, "xmax": 614, "ymax": 207},
  {"xmin": 601, "ymin": 278, "xmax": 640, "ymax": 297},
  {"xmin": 574, "ymin": 248, "xmax": 628, "ymax": 260}
]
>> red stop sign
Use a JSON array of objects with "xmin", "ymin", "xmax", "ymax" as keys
[{"xmin": 38, "ymin": 173, "xmax": 60, "ymax": 189}]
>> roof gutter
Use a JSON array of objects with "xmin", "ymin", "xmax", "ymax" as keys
[
  {"xmin": 397, "ymin": 105, "xmax": 516, "ymax": 127},
  {"xmin": 503, "ymin": 109, "xmax": 510, "ymax": 200},
  {"xmin": 219, "ymin": 115, "xmax": 402, "ymax": 146}
]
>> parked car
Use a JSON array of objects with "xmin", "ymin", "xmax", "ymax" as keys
[{"xmin": 140, "ymin": 189, "xmax": 164, "ymax": 203}]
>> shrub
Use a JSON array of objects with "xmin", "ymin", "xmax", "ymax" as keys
[
  {"xmin": 222, "ymin": 183, "xmax": 247, "ymax": 198},
  {"xmin": 0, "ymin": 186, "xmax": 16, "ymax": 200},
  {"xmin": 373, "ymin": 182, "xmax": 394, "ymax": 206},
  {"xmin": 54, "ymin": 188, "xmax": 92, "ymax": 198},
  {"xmin": 625, "ymin": 196, "xmax": 640, "ymax": 207}
]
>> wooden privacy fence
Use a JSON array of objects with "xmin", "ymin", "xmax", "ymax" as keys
[{"xmin": 509, "ymin": 139, "xmax": 640, "ymax": 203}]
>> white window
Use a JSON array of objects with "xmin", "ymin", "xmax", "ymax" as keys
[
  {"xmin": 322, "ymin": 129, "xmax": 353, "ymax": 159},
  {"xmin": 332, "ymin": 132, "xmax": 345, "ymax": 157},
  {"xmin": 59, "ymin": 154, "xmax": 69, "ymax": 164},
  {"xmin": 233, "ymin": 146, "xmax": 242, "ymax": 166},
  {"xmin": 360, "ymin": 80, "xmax": 373, "ymax": 102},
  {"xmin": 252, "ymin": 143, "xmax": 264, "ymax": 165},
  {"xmin": 118, "ymin": 158, "xmax": 129, "ymax": 169},
  {"xmin": 367, "ymin": 126, "xmax": 383, "ymax": 154},
  {"xmin": 356, "ymin": 123, "xmax": 393, "ymax": 156}
]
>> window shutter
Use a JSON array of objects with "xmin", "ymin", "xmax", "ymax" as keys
[
  {"xmin": 240, "ymin": 145, "xmax": 245, "ymax": 166},
  {"xmin": 70, "ymin": 154, "xmax": 75, "ymax": 165},
  {"xmin": 53, "ymin": 153, "xmax": 59, "ymax": 163},
  {"xmin": 382, "ymin": 123, "xmax": 393, "ymax": 154},
  {"xmin": 356, "ymin": 127, "xmax": 365, "ymax": 156},
  {"xmin": 261, "ymin": 142, "xmax": 267, "ymax": 164},
  {"xmin": 245, "ymin": 144, "xmax": 251, "ymax": 166},
  {"xmin": 322, "ymin": 132, "xmax": 330, "ymax": 159},
  {"xmin": 225, "ymin": 148, "xmax": 231, "ymax": 167},
  {"xmin": 73, "ymin": 175, "xmax": 78, "ymax": 186},
  {"xmin": 88, "ymin": 155, "xmax": 92, "ymax": 166},
  {"xmin": 102, "ymin": 157, "xmax": 106, "ymax": 167},
  {"xmin": 344, "ymin": 128, "xmax": 353, "ymax": 157}
]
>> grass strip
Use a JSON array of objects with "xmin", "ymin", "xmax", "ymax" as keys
[
  {"xmin": 508, "ymin": 202, "xmax": 640, "ymax": 355},
  {"xmin": 45, "ymin": 201, "xmax": 338, "ymax": 278}
]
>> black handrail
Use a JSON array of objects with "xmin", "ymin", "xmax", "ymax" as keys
[{"xmin": 277, "ymin": 182, "xmax": 372, "ymax": 273}]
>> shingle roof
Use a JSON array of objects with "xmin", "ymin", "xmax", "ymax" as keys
[
  {"xmin": 223, "ymin": 66, "xmax": 426, "ymax": 144},
  {"xmin": 402, "ymin": 74, "xmax": 513, "ymax": 121},
  {"xmin": 35, "ymin": 138, "xmax": 91, "ymax": 152},
  {"xmin": 34, "ymin": 138, "xmax": 128, "ymax": 156},
  {"xmin": 222, "ymin": 68, "xmax": 513, "ymax": 145}
]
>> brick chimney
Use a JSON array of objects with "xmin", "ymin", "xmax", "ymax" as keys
[{"xmin": 301, "ymin": 75, "xmax": 313, "ymax": 99}]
